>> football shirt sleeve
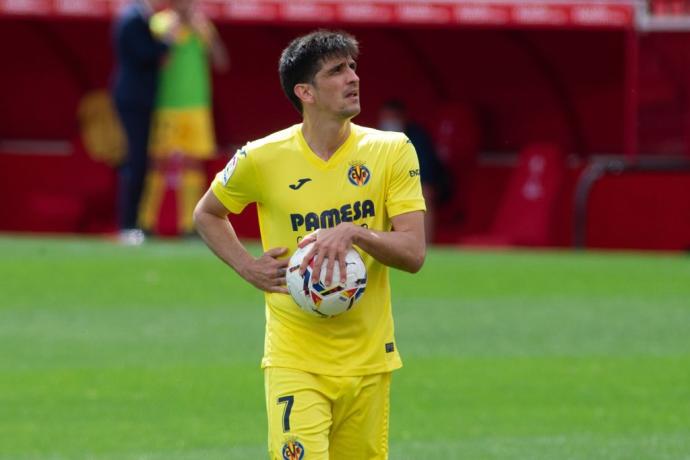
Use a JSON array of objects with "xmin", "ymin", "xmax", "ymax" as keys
[
  {"xmin": 211, "ymin": 147, "xmax": 261, "ymax": 214},
  {"xmin": 385, "ymin": 137, "xmax": 427, "ymax": 218}
]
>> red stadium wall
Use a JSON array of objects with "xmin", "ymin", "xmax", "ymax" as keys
[
  {"xmin": 0, "ymin": 142, "xmax": 117, "ymax": 233},
  {"xmin": 0, "ymin": 20, "xmax": 633, "ymax": 153},
  {"xmin": 586, "ymin": 171, "xmax": 690, "ymax": 251},
  {"xmin": 1, "ymin": 16, "xmax": 690, "ymax": 249}
]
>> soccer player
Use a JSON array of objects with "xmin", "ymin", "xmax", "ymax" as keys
[{"xmin": 193, "ymin": 30, "xmax": 426, "ymax": 459}]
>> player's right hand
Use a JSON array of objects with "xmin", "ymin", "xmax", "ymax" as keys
[
  {"xmin": 298, "ymin": 224, "xmax": 358, "ymax": 286},
  {"xmin": 241, "ymin": 247, "xmax": 289, "ymax": 294}
]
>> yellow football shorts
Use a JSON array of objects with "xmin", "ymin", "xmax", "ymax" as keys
[
  {"xmin": 148, "ymin": 107, "xmax": 215, "ymax": 159},
  {"xmin": 264, "ymin": 367, "xmax": 391, "ymax": 460}
]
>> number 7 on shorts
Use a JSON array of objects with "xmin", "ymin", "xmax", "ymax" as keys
[{"xmin": 277, "ymin": 395, "xmax": 294, "ymax": 432}]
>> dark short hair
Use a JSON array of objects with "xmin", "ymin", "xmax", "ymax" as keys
[
  {"xmin": 382, "ymin": 99, "xmax": 406, "ymax": 113},
  {"xmin": 278, "ymin": 30, "xmax": 359, "ymax": 113}
]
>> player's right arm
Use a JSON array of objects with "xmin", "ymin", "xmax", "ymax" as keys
[{"xmin": 193, "ymin": 191, "xmax": 288, "ymax": 294}]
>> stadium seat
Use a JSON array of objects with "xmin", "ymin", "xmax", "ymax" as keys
[
  {"xmin": 431, "ymin": 103, "xmax": 481, "ymax": 243},
  {"xmin": 459, "ymin": 142, "xmax": 565, "ymax": 247},
  {"xmin": 434, "ymin": 103, "xmax": 481, "ymax": 167}
]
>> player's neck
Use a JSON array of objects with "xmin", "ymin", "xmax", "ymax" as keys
[{"xmin": 301, "ymin": 116, "xmax": 351, "ymax": 161}]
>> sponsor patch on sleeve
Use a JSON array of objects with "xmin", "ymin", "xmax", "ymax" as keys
[{"xmin": 221, "ymin": 155, "xmax": 239, "ymax": 186}]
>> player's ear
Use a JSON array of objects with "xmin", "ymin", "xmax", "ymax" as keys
[{"xmin": 294, "ymin": 83, "xmax": 314, "ymax": 105}]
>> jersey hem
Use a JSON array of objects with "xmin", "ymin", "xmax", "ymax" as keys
[{"xmin": 260, "ymin": 358, "xmax": 403, "ymax": 377}]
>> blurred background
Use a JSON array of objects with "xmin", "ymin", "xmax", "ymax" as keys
[
  {"xmin": 2, "ymin": 3, "xmax": 690, "ymax": 459},
  {"xmin": 0, "ymin": 0, "xmax": 689, "ymax": 250}
]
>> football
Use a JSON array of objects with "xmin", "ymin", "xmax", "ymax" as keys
[{"xmin": 286, "ymin": 242, "xmax": 367, "ymax": 318}]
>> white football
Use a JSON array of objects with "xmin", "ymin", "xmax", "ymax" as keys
[{"xmin": 286, "ymin": 242, "xmax": 367, "ymax": 318}]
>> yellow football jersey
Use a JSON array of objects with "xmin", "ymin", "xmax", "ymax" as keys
[{"xmin": 211, "ymin": 123, "xmax": 426, "ymax": 376}]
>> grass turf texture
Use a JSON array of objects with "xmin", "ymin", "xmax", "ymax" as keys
[{"xmin": 1, "ymin": 236, "xmax": 689, "ymax": 459}]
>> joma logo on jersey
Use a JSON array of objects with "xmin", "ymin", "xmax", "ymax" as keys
[
  {"xmin": 290, "ymin": 200, "xmax": 375, "ymax": 231},
  {"xmin": 348, "ymin": 161, "xmax": 371, "ymax": 186}
]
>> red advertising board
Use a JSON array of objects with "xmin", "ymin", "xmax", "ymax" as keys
[{"xmin": 0, "ymin": 0, "xmax": 636, "ymax": 28}]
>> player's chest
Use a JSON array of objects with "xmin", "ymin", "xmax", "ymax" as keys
[{"xmin": 263, "ymin": 158, "xmax": 385, "ymax": 212}]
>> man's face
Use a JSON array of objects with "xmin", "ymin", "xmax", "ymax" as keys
[
  {"xmin": 309, "ymin": 55, "xmax": 360, "ymax": 120},
  {"xmin": 378, "ymin": 107, "xmax": 405, "ymax": 132}
]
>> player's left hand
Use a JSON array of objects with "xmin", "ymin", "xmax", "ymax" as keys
[{"xmin": 298, "ymin": 223, "xmax": 359, "ymax": 286}]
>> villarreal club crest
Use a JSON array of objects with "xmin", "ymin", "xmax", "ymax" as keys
[
  {"xmin": 282, "ymin": 438, "xmax": 305, "ymax": 460},
  {"xmin": 348, "ymin": 160, "xmax": 370, "ymax": 187}
]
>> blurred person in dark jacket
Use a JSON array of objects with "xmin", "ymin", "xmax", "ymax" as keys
[
  {"xmin": 379, "ymin": 99, "xmax": 450, "ymax": 243},
  {"xmin": 112, "ymin": 0, "xmax": 172, "ymax": 244}
]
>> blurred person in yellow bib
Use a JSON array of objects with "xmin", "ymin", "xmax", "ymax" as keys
[{"xmin": 141, "ymin": 0, "xmax": 228, "ymax": 236}]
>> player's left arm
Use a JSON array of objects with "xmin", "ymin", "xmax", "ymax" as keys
[{"xmin": 354, "ymin": 211, "xmax": 426, "ymax": 272}]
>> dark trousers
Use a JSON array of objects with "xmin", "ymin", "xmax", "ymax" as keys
[{"xmin": 116, "ymin": 104, "xmax": 152, "ymax": 230}]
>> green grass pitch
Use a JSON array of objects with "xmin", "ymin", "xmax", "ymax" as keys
[{"xmin": 1, "ymin": 235, "xmax": 689, "ymax": 459}]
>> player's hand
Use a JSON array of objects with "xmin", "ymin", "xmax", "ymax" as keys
[
  {"xmin": 299, "ymin": 224, "xmax": 358, "ymax": 286},
  {"xmin": 241, "ymin": 247, "xmax": 289, "ymax": 294}
]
